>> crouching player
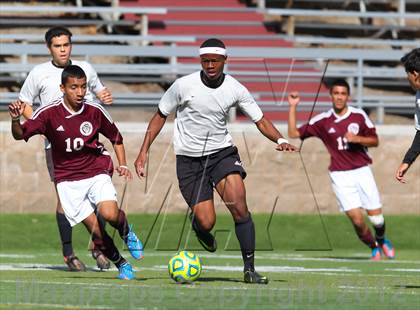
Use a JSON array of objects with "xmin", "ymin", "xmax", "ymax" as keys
[{"xmin": 9, "ymin": 65, "xmax": 143, "ymax": 279}]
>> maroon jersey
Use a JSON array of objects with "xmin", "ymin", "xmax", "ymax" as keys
[
  {"xmin": 298, "ymin": 106, "xmax": 377, "ymax": 171},
  {"xmin": 22, "ymin": 99, "xmax": 123, "ymax": 183}
]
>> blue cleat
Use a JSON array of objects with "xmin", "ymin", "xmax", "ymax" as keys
[
  {"xmin": 126, "ymin": 224, "xmax": 144, "ymax": 260},
  {"xmin": 381, "ymin": 239, "xmax": 395, "ymax": 259},
  {"xmin": 118, "ymin": 261, "xmax": 135, "ymax": 280},
  {"xmin": 371, "ymin": 247, "xmax": 381, "ymax": 261}
]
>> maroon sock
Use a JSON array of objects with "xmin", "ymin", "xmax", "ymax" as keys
[
  {"xmin": 357, "ymin": 228, "xmax": 377, "ymax": 249},
  {"xmin": 93, "ymin": 232, "xmax": 125, "ymax": 267},
  {"xmin": 108, "ymin": 210, "xmax": 129, "ymax": 242}
]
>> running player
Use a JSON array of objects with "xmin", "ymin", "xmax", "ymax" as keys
[
  {"xmin": 9, "ymin": 65, "xmax": 143, "ymax": 280},
  {"xmin": 134, "ymin": 38, "xmax": 297, "ymax": 284},
  {"xmin": 18, "ymin": 26, "xmax": 112, "ymax": 270},
  {"xmin": 287, "ymin": 79, "xmax": 395, "ymax": 260},
  {"xmin": 396, "ymin": 48, "xmax": 420, "ymax": 183}
]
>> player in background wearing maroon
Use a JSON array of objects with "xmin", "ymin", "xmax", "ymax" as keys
[
  {"xmin": 18, "ymin": 27, "xmax": 112, "ymax": 271},
  {"xmin": 396, "ymin": 48, "xmax": 420, "ymax": 183},
  {"xmin": 287, "ymin": 79, "xmax": 395, "ymax": 260},
  {"xmin": 9, "ymin": 65, "xmax": 143, "ymax": 280}
]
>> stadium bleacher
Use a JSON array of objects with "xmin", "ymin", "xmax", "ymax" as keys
[{"xmin": 0, "ymin": 0, "xmax": 418, "ymax": 123}]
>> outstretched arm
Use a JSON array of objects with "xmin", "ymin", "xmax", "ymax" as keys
[
  {"xmin": 9, "ymin": 101, "xmax": 26, "ymax": 140},
  {"xmin": 255, "ymin": 116, "xmax": 298, "ymax": 152},
  {"xmin": 134, "ymin": 109, "xmax": 168, "ymax": 178},
  {"xmin": 396, "ymin": 130, "xmax": 420, "ymax": 183},
  {"xmin": 287, "ymin": 92, "xmax": 301, "ymax": 139}
]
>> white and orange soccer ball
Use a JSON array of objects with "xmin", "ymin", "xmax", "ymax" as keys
[{"xmin": 168, "ymin": 251, "xmax": 201, "ymax": 283}]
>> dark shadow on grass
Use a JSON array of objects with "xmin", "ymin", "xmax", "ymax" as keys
[
  {"xmin": 394, "ymin": 285, "xmax": 420, "ymax": 289},
  {"xmin": 270, "ymin": 279, "xmax": 287, "ymax": 283},
  {"xmin": 197, "ymin": 277, "xmax": 243, "ymax": 283},
  {"xmin": 43, "ymin": 265, "xmax": 99, "ymax": 272}
]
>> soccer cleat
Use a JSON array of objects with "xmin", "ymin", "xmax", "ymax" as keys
[
  {"xmin": 380, "ymin": 239, "xmax": 395, "ymax": 259},
  {"xmin": 244, "ymin": 270, "xmax": 269, "ymax": 284},
  {"xmin": 117, "ymin": 262, "xmax": 135, "ymax": 280},
  {"xmin": 92, "ymin": 249, "xmax": 111, "ymax": 270},
  {"xmin": 190, "ymin": 214, "xmax": 217, "ymax": 252},
  {"xmin": 64, "ymin": 254, "xmax": 86, "ymax": 272},
  {"xmin": 371, "ymin": 247, "xmax": 381, "ymax": 261},
  {"xmin": 126, "ymin": 224, "xmax": 144, "ymax": 260}
]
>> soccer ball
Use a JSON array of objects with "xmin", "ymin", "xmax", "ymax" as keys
[{"xmin": 168, "ymin": 251, "xmax": 201, "ymax": 283}]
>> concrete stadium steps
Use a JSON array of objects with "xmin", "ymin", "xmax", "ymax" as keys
[
  {"xmin": 120, "ymin": 0, "xmax": 329, "ymax": 121},
  {"xmin": 149, "ymin": 25, "xmax": 271, "ymax": 35},
  {"xmin": 123, "ymin": 0, "xmax": 243, "ymax": 7},
  {"xmin": 142, "ymin": 12, "xmax": 264, "ymax": 21}
]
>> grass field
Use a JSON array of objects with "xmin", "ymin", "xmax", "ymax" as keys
[{"xmin": 0, "ymin": 213, "xmax": 419, "ymax": 310}]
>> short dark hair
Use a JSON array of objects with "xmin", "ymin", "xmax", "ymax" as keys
[
  {"xmin": 61, "ymin": 65, "xmax": 86, "ymax": 85},
  {"xmin": 401, "ymin": 48, "xmax": 420, "ymax": 73},
  {"xmin": 200, "ymin": 38, "xmax": 226, "ymax": 49},
  {"xmin": 330, "ymin": 79, "xmax": 350, "ymax": 94},
  {"xmin": 45, "ymin": 27, "xmax": 72, "ymax": 47}
]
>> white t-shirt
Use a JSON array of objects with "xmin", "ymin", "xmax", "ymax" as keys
[
  {"xmin": 19, "ymin": 60, "xmax": 105, "ymax": 108},
  {"xmin": 159, "ymin": 71, "xmax": 263, "ymax": 157}
]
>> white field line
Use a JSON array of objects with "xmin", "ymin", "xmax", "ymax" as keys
[
  {"xmin": 0, "ymin": 263, "xmax": 359, "ymax": 273},
  {"xmin": 0, "ymin": 254, "xmax": 36, "ymax": 258},
  {"xmin": 0, "ymin": 302, "xmax": 112, "ymax": 309},
  {"xmin": 3, "ymin": 252, "xmax": 420, "ymax": 265},
  {"xmin": 385, "ymin": 268, "xmax": 420, "ymax": 272},
  {"xmin": 155, "ymin": 265, "xmax": 360, "ymax": 273}
]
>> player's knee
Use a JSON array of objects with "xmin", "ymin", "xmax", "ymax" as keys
[
  {"xmin": 231, "ymin": 204, "xmax": 249, "ymax": 222},
  {"xmin": 368, "ymin": 214, "xmax": 384, "ymax": 227},
  {"xmin": 233, "ymin": 210, "xmax": 251, "ymax": 224},
  {"xmin": 200, "ymin": 219, "xmax": 215, "ymax": 231},
  {"xmin": 97, "ymin": 202, "xmax": 119, "ymax": 222},
  {"xmin": 351, "ymin": 218, "xmax": 366, "ymax": 232}
]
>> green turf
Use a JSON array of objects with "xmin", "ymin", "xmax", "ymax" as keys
[{"xmin": 0, "ymin": 214, "xmax": 419, "ymax": 310}]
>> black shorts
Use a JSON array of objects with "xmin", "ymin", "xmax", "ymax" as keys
[{"xmin": 176, "ymin": 146, "xmax": 247, "ymax": 208}]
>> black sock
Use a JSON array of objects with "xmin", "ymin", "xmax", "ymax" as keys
[
  {"xmin": 56, "ymin": 212, "xmax": 73, "ymax": 257},
  {"xmin": 373, "ymin": 222, "xmax": 386, "ymax": 244},
  {"xmin": 234, "ymin": 213, "xmax": 255, "ymax": 272}
]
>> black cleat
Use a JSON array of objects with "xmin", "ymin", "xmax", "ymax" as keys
[
  {"xmin": 92, "ymin": 249, "xmax": 111, "ymax": 270},
  {"xmin": 244, "ymin": 270, "xmax": 269, "ymax": 284},
  {"xmin": 190, "ymin": 214, "xmax": 217, "ymax": 252},
  {"xmin": 64, "ymin": 254, "xmax": 86, "ymax": 272}
]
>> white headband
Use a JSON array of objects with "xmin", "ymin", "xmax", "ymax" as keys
[{"xmin": 199, "ymin": 47, "xmax": 227, "ymax": 56}]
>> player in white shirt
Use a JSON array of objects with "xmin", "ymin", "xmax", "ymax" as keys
[
  {"xmin": 17, "ymin": 27, "xmax": 113, "ymax": 271},
  {"xmin": 134, "ymin": 38, "xmax": 297, "ymax": 284}
]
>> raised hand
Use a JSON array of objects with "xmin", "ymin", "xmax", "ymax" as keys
[{"xmin": 288, "ymin": 92, "xmax": 300, "ymax": 106}]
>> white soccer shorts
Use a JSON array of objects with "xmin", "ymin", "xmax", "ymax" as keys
[
  {"xmin": 56, "ymin": 174, "xmax": 117, "ymax": 226},
  {"xmin": 329, "ymin": 165, "xmax": 382, "ymax": 212}
]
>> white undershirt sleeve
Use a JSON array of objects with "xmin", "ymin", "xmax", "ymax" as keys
[
  {"xmin": 18, "ymin": 70, "xmax": 39, "ymax": 105},
  {"xmin": 85, "ymin": 62, "xmax": 105, "ymax": 95}
]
